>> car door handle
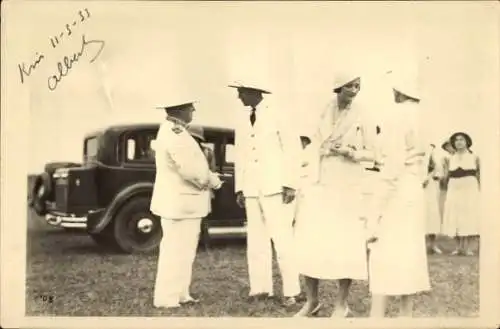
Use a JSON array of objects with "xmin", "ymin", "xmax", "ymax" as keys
[{"xmin": 218, "ymin": 173, "xmax": 233, "ymax": 177}]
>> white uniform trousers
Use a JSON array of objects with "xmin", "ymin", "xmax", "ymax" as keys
[
  {"xmin": 154, "ymin": 217, "xmax": 201, "ymax": 308},
  {"xmin": 245, "ymin": 193, "xmax": 300, "ymax": 297}
]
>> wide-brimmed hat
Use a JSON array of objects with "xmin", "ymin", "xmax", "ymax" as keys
[
  {"xmin": 450, "ymin": 131, "xmax": 473, "ymax": 149},
  {"xmin": 156, "ymin": 100, "xmax": 197, "ymax": 112},
  {"xmin": 228, "ymin": 80, "xmax": 271, "ymax": 94},
  {"xmin": 387, "ymin": 70, "xmax": 421, "ymax": 100},
  {"xmin": 187, "ymin": 124, "xmax": 205, "ymax": 141},
  {"xmin": 332, "ymin": 71, "xmax": 361, "ymax": 92}
]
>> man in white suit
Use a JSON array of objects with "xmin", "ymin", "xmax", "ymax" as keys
[
  {"xmin": 228, "ymin": 81, "xmax": 303, "ymax": 306},
  {"xmin": 150, "ymin": 100, "xmax": 223, "ymax": 309}
]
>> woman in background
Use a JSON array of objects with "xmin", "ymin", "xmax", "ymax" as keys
[
  {"xmin": 368, "ymin": 72, "xmax": 431, "ymax": 318},
  {"xmin": 442, "ymin": 132, "xmax": 480, "ymax": 256},
  {"xmin": 423, "ymin": 144, "xmax": 443, "ymax": 254},
  {"xmin": 438, "ymin": 140, "xmax": 455, "ymax": 220},
  {"xmin": 294, "ymin": 72, "xmax": 377, "ymax": 317}
]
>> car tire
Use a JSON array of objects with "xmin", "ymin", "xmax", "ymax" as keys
[
  {"xmin": 90, "ymin": 228, "xmax": 121, "ymax": 250},
  {"xmin": 31, "ymin": 173, "xmax": 51, "ymax": 216},
  {"xmin": 112, "ymin": 196, "xmax": 162, "ymax": 254}
]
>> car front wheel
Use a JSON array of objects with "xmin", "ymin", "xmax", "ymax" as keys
[{"xmin": 112, "ymin": 196, "xmax": 162, "ymax": 253}]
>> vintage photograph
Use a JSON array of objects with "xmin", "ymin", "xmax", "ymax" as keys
[{"xmin": 2, "ymin": 0, "xmax": 499, "ymax": 326}]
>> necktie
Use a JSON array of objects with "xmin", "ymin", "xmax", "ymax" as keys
[{"xmin": 250, "ymin": 107, "xmax": 256, "ymax": 126}]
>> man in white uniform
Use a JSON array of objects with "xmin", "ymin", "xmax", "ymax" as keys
[
  {"xmin": 228, "ymin": 81, "xmax": 303, "ymax": 306},
  {"xmin": 150, "ymin": 100, "xmax": 223, "ymax": 308}
]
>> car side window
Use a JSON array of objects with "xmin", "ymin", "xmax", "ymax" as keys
[
  {"xmin": 225, "ymin": 144, "xmax": 235, "ymax": 165},
  {"xmin": 124, "ymin": 131, "xmax": 157, "ymax": 164},
  {"xmin": 126, "ymin": 139, "xmax": 137, "ymax": 160}
]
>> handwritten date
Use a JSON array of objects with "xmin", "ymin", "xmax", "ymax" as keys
[
  {"xmin": 47, "ymin": 34, "xmax": 105, "ymax": 91},
  {"xmin": 50, "ymin": 8, "xmax": 91, "ymax": 49}
]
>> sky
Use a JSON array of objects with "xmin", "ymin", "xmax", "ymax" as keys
[{"xmin": 4, "ymin": 1, "xmax": 499, "ymax": 173}]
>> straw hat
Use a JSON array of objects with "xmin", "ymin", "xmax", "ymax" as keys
[{"xmin": 228, "ymin": 79, "xmax": 271, "ymax": 94}]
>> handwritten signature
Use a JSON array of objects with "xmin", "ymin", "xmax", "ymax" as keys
[
  {"xmin": 47, "ymin": 35, "xmax": 105, "ymax": 91},
  {"xmin": 18, "ymin": 53, "xmax": 45, "ymax": 84},
  {"xmin": 16, "ymin": 8, "xmax": 96, "ymax": 89}
]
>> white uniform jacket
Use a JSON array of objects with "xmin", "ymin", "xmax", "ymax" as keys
[
  {"xmin": 150, "ymin": 120, "xmax": 221, "ymax": 219},
  {"xmin": 234, "ymin": 99, "xmax": 302, "ymax": 197}
]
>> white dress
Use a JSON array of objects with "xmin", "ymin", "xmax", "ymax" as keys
[
  {"xmin": 442, "ymin": 152, "xmax": 480, "ymax": 237},
  {"xmin": 424, "ymin": 155, "xmax": 442, "ymax": 235},
  {"xmin": 294, "ymin": 99, "xmax": 373, "ymax": 280},
  {"xmin": 368, "ymin": 102, "xmax": 431, "ymax": 296}
]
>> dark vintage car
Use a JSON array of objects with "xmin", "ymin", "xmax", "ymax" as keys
[{"xmin": 29, "ymin": 123, "xmax": 247, "ymax": 253}]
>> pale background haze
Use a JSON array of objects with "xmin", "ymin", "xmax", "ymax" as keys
[{"xmin": 6, "ymin": 1, "xmax": 497, "ymax": 173}]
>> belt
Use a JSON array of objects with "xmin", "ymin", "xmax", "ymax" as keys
[{"xmin": 449, "ymin": 169, "xmax": 477, "ymax": 178}]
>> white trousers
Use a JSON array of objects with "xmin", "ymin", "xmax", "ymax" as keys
[
  {"xmin": 154, "ymin": 218, "xmax": 201, "ymax": 307},
  {"xmin": 245, "ymin": 193, "xmax": 300, "ymax": 297}
]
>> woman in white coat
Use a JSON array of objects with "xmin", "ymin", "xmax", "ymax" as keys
[
  {"xmin": 294, "ymin": 72, "xmax": 377, "ymax": 317},
  {"xmin": 368, "ymin": 73, "xmax": 431, "ymax": 317}
]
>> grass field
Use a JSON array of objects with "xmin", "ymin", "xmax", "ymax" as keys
[{"xmin": 26, "ymin": 208, "xmax": 479, "ymax": 317}]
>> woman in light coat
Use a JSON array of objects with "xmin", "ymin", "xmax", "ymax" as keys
[
  {"xmin": 294, "ymin": 72, "xmax": 377, "ymax": 317},
  {"xmin": 368, "ymin": 73, "xmax": 431, "ymax": 317}
]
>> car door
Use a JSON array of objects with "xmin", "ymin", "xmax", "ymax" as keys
[{"xmin": 209, "ymin": 135, "xmax": 246, "ymax": 228}]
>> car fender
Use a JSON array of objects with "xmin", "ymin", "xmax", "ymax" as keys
[{"xmin": 88, "ymin": 181, "xmax": 154, "ymax": 234}]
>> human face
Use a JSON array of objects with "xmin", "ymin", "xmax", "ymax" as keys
[
  {"xmin": 445, "ymin": 144, "xmax": 455, "ymax": 154},
  {"xmin": 179, "ymin": 105, "xmax": 195, "ymax": 124},
  {"xmin": 300, "ymin": 139, "xmax": 310, "ymax": 149},
  {"xmin": 237, "ymin": 88, "xmax": 261, "ymax": 107},
  {"xmin": 338, "ymin": 78, "xmax": 361, "ymax": 101},
  {"xmin": 453, "ymin": 134, "xmax": 468, "ymax": 151}
]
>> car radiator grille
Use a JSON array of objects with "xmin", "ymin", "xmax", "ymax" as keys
[{"xmin": 54, "ymin": 179, "xmax": 68, "ymax": 212}]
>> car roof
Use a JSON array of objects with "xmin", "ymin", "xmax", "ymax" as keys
[{"xmin": 84, "ymin": 122, "xmax": 234, "ymax": 139}]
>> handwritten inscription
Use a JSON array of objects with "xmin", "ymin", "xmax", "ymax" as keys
[
  {"xmin": 18, "ymin": 52, "xmax": 45, "ymax": 84},
  {"xmin": 16, "ymin": 8, "xmax": 104, "ymax": 91},
  {"xmin": 50, "ymin": 9, "xmax": 91, "ymax": 49},
  {"xmin": 47, "ymin": 35, "xmax": 105, "ymax": 91}
]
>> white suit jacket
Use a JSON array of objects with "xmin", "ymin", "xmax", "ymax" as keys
[
  {"xmin": 150, "ymin": 120, "xmax": 221, "ymax": 219},
  {"xmin": 234, "ymin": 99, "xmax": 302, "ymax": 197}
]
